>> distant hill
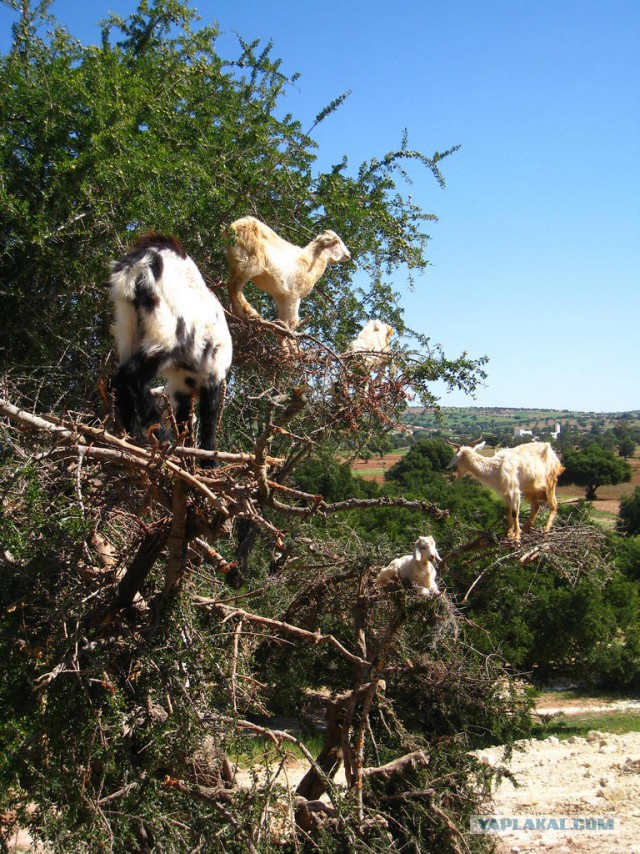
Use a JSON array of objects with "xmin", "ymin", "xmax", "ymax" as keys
[{"xmin": 402, "ymin": 406, "xmax": 640, "ymax": 441}]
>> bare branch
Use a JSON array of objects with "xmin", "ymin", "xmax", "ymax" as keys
[
  {"xmin": 193, "ymin": 599, "xmax": 369, "ymax": 667},
  {"xmin": 362, "ymin": 749, "xmax": 429, "ymax": 780}
]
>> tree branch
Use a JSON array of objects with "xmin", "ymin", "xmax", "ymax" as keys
[{"xmin": 192, "ymin": 599, "xmax": 369, "ymax": 667}]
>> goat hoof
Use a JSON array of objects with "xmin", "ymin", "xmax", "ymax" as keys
[{"xmin": 198, "ymin": 458, "xmax": 218, "ymax": 470}]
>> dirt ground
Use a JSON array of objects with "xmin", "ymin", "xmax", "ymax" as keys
[{"xmin": 478, "ymin": 728, "xmax": 640, "ymax": 853}]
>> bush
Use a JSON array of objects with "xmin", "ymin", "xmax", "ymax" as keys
[
  {"xmin": 464, "ymin": 557, "xmax": 640, "ymax": 687},
  {"xmin": 618, "ymin": 487, "xmax": 640, "ymax": 537},
  {"xmin": 385, "ymin": 438, "xmax": 453, "ymax": 484}
]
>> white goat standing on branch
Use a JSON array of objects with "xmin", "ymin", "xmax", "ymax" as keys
[
  {"xmin": 109, "ymin": 233, "xmax": 232, "ymax": 462},
  {"xmin": 447, "ymin": 438, "xmax": 565, "ymax": 541},
  {"xmin": 225, "ymin": 216, "xmax": 351, "ymax": 330},
  {"xmin": 375, "ymin": 536, "xmax": 442, "ymax": 596}
]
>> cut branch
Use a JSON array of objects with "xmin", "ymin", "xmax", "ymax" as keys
[{"xmin": 362, "ymin": 749, "xmax": 429, "ymax": 780}]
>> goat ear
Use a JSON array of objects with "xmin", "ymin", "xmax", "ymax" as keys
[
  {"xmin": 434, "ymin": 546, "xmax": 442, "ymax": 563},
  {"xmin": 330, "ymin": 245, "xmax": 346, "ymax": 262},
  {"xmin": 446, "ymin": 456, "xmax": 458, "ymax": 469},
  {"xmin": 414, "ymin": 542, "xmax": 422, "ymax": 562},
  {"xmin": 475, "ymin": 441, "xmax": 486, "ymax": 451}
]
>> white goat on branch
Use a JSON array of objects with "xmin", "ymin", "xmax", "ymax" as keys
[
  {"xmin": 447, "ymin": 438, "xmax": 565, "ymax": 541},
  {"xmin": 225, "ymin": 216, "xmax": 351, "ymax": 330},
  {"xmin": 375, "ymin": 536, "xmax": 442, "ymax": 596}
]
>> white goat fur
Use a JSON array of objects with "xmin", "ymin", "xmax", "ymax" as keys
[
  {"xmin": 110, "ymin": 234, "xmax": 232, "ymax": 456},
  {"xmin": 375, "ymin": 536, "xmax": 442, "ymax": 596},
  {"xmin": 347, "ymin": 320, "xmax": 395, "ymax": 367},
  {"xmin": 449, "ymin": 440, "xmax": 565, "ymax": 541},
  {"xmin": 226, "ymin": 216, "xmax": 351, "ymax": 329}
]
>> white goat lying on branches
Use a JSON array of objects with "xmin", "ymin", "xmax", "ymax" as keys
[
  {"xmin": 225, "ymin": 216, "xmax": 351, "ymax": 330},
  {"xmin": 447, "ymin": 438, "xmax": 565, "ymax": 541},
  {"xmin": 375, "ymin": 536, "xmax": 442, "ymax": 596},
  {"xmin": 347, "ymin": 319, "xmax": 395, "ymax": 368},
  {"xmin": 109, "ymin": 233, "xmax": 232, "ymax": 462}
]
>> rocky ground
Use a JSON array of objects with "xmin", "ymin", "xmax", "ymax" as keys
[{"xmin": 478, "ymin": 728, "xmax": 640, "ymax": 853}]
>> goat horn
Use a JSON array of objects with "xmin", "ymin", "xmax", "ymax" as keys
[
  {"xmin": 469, "ymin": 436, "xmax": 484, "ymax": 447},
  {"xmin": 446, "ymin": 439, "xmax": 461, "ymax": 450}
]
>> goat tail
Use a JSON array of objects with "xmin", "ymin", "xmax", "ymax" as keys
[{"xmin": 230, "ymin": 216, "xmax": 264, "ymax": 245}]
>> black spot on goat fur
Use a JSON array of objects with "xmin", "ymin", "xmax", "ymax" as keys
[
  {"xmin": 134, "ymin": 273, "xmax": 159, "ymax": 311},
  {"xmin": 171, "ymin": 319, "xmax": 197, "ymax": 371},
  {"xmin": 201, "ymin": 340, "xmax": 219, "ymax": 363},
  {"xmin": 175, "ymin": 317, "xmax": 188, "ymax": 345},
  {"xmin": 150, "ymin": 252, "xmax": 163, "ymax": 281},
  {"xmin": 110, "ymin": 233, "xmax": 186, "ymax": 279}
]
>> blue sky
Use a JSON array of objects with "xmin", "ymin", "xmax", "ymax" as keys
[{"xmin": 2, "ymin": 0, "xmax": 638, "ymax": 412}]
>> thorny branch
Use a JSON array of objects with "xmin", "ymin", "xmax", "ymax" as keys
[
  {"xmin": 0, "ymin": 384, "xmax": 536, "ymax": 848},
  {"xmin": 193, "ymin": 599, "xmax": 370, "ymax": 667},
  {"xmin": 451, "ymin": 524, "xmax": 609, "ymax": 601},
  {"xmin": 0, "ymin": 394, "xmax": 449, "ymax": 605}
]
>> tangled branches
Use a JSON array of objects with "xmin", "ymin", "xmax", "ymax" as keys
[
  {"xmin": 1, "ymin": 386, "xmax": 482, "ymax": 851},
  {"xmin": 0, "ymin": 322, "xmax": 614, "ymax": 851},
  {"xmin": 1, "ymin": 358, "xmax": 620, "ymax": 852}
]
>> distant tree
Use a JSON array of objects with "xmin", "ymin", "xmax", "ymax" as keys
[
  {"xmin": 594, "ymin": 431, "xmax": 617, "ymax": 452},
  {"xmin": 385, "ymin": 438, "xmax": 452, "ymax": 486},
  {"xmin": 293, "ymin": 454, "xmax": 379, "ymax": 502},
  {"xmin": 554, "ymin": 427, "xmax": 581, "ymax": 453},
  {"xmin": 560, "ymin": 446, "xmax": 632, "ymax": 500},
  {"xmin": 617, "ymin": 488, "xmax": 640, "ymax": 537},
  {"xmin": 618, "ymin": 435, "xmax": 636, "ymax": 460},
  {"xmin": 363, "ymin": 433, "xmax": 393, "ymax": 458}
]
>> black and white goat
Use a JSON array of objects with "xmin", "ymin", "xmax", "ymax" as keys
[{"xmin": 109, "ymin": 233, "xmax": 232, "ymax": 460}]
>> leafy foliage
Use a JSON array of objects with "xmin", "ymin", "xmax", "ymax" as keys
[
  {"xmin": 618, "ymin": 487, "xmax": 640, "ymax": 537},
  {"xmin": 463, "ymin": 556, "xmax": 640, "ymax": 687},
  {"xmin": 618, "ymin": 435, "xmax": 636, "ymax": 459},
  {"xmin": 0, "ymin": 0, "xmax": 483, "ymax": 415},
  {"xmin": 384, "ymin": 437, "xmax": 453, "ymax": 481}
]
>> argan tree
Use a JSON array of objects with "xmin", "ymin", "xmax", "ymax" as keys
[
  {"xmin": 0, "ymin": 2, "xmax": 608, "ymax": 852},
  {"xmin": 560, "ymin": 445, "xmax": 632, "ymax": 500}
]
